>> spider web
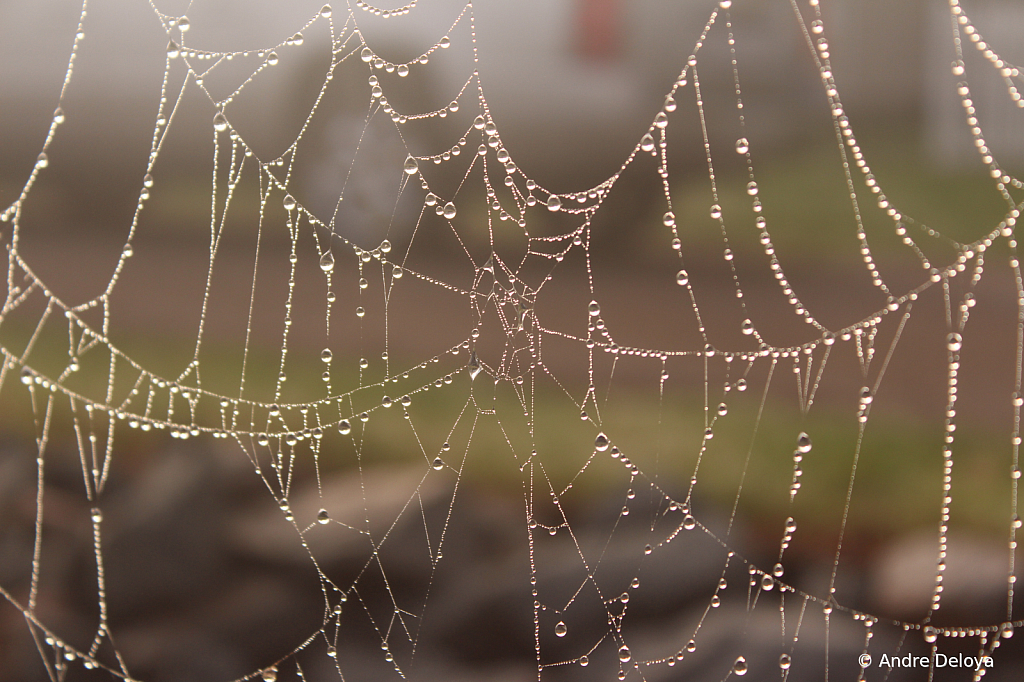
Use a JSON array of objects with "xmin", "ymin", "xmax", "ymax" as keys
[{"xmin": 1, "ymin": 0, "xmax": 1023, "ymax": 680}]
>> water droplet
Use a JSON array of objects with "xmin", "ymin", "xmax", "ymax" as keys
[
  {"xmin": 741, "ymin": 319, "xmax": 754, "ymax": 335},
  {"xmin": 736, "ymin": 137, "xmax": 749, "ymax": 154},
  {"xmin": 338, "ymin": 419, "xmax": 351, "ymax": 435},
  {"xmin": 292, "ymin": 32, "xmax": 304, "ymax": 46},
  {"xmin": 720, "ymin": 0, "xmax": 733, "ymax": 8},
  {"xmin": 35, "ymin": 153, "xmax": 48, "ymax": 169},
  {"xmin": 90, "ymin": 508, "xmax": 103, "ymax": 523},
  {"xmin": 717, "ymin": 402, "xmax": 728, "ymax": 417},
  {"xmin": 640, "ymin": 133, "xmax": 655, "ymax": 152},
  {"xmin": 360, "ymin": 47, "xmax": 373, "ymax": 62},
  {"xmin": 555, "ymin": 621, "xmax": 567, "ymax": 637},
  {"xmin": 710, "ymin": 204, "xmax": 722, "ymax": 220},
  {"xmin": 785, "ymin": 517, "xmax": 797, "ymax": 533},
  {"xmin": 320, "ymin": 5, "xmax": 333, "ymax": 18},
  {"xmin": 761, "ymin": 574, "xmax": 775, "ymax": 591},
  {"xmin": 432, "ymin": 457, "xmax": 444, "ymax": 470},
  {"xmin": 177, "ymin": 16, "xmax": 190, "ymax": 31},
  {"xmin": 579, "ymin": 655, "xmax": 589, "ymax": 667},
  {"xmin": 468, "ymin": 350, "xmax": 482, "ymax": 380},
  {"xmin": 779, "ymin": 653, "xmax": 791, "ymax": 670},
  {"xmin": 547, "ymin": 195, "xmax": 562, "ymax": 211},
  {"xmin": 588, "ymin": 300, "xmax": 601, "ymax": 317},
  {"xmin": 654, "ymin": 112, "xmax": 668, "ymax": 128},
  {"xmin": 733, "ymin": 656, "xmax": 747, "ymax": 675},
  {"xmin": 404, "ymin": 155, "xmax": 419, "ymax": 174},
  {"xmin": 683, "ymin": 514, "xmax": 696, "ymax": 530},
  {"xmin": 595, "ymin": 432, "xmax": 609, "ymax": 451},
  {"xmin": 618, "ymin": 645, "xmax": 631, "ymax": 663},
  {"xmin": 379, "ymin": 239, "xmax": 392, "ymax": 254},
  {"xmin": 796, "ymin": 432, "xmax": 812, "ymax": 454},
  {"xmin": 262, "ymin": 666, "xmax": 279, "ymax": 682},
  {"xmin": 53, "ymin": 107, "xmax": 65, "ymax": 124},
  {"xmin": 676, "ymin": 270, "xmax": 689, "ymax": 286},
  {"xmin": 746, "ymin": 181, "xmax": 759, "ymax": 196},
  {"xmin": 686, "ymin": 640, "xmax": 696, "ymax": 652},
  {"xmin": 952, "ymin": 59, "xmax": 965, "ymax": 76},
  {"xmin": 392, "ymin": 265, "xmax": 403, "ymax": 279},
  {"xmin": 397, "ymin": 63, "xmax": 409, "ymax": 77},
  {"xmin": 266, "ymin": 51, "xmax": 279, "ymax": 66},
  {"xmin": 443, "ymin": 202, "xmax": 457, "ymax": 219},
  {"xmin": 946, "ymin": 332, "xmax": 962, "ymax": 352},
  {"xmin": 321, "ymin": 348, "xmax": 333, "ymax": 363},
  {"xmin": 923, "ymin": 626, "xmax": 938, "ymax": 643},
  {"xmin": 320, "ymin": 251, "xmax": 335, "ymax": 272},
  {"xmin": 664, "ymin": 95, "xmax": 677, "ymax": 112},
  {"xmin": 1001, "ymin": 622, "xmax": 1014, "ymax": 638},
  {"xmin": 327, "ymin": 645, "xmax": 337, "ymax": 657},
  {"xmin": 283, "ymin": 194, "xmax": 296, "ymax": 211},
  {"xmin": 167, "ymin": 40, "xmax": 180, "ymax": 58},
  {"xmin": 773, "ymin": 563, "xmax": 784, "ymax": 577},
  {"xmin": 317, "ymin": 509, "xmax": 330, "ymax": 524},
  {"xmin": 439, "ymin": 35, "xmax": 451, "ymax": 48}
]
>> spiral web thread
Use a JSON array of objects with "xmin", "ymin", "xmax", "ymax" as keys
[{"xmin": 1, "ymin": 0, "xmax": 1024, "ymax": 679}]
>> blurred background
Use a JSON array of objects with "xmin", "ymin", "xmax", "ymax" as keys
[{"xmin": 2, "ymin": 0, "xmax": 1024, "ymax": 680}]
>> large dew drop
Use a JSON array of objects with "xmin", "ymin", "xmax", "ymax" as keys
[
  {"xmin": 946, "ymin": 332, "xmax": 962, "ymax": 352},
  {"xmin": 468, "ymin": 351, "xmax": 482, "ymax": 380},
  {"xmin": 316, "ymin": 509, "xmax": 330, "ymax": 524},
  {"xmin": 796, "ymin": 432, "xmax": 812, "ymax": 454},
  {"xmin": 547, "ymin": 194, "xmax": 562, "ymax": 211},
  {"xmin": 736, "ymin": 137, "xmax": 749, "ymax": 154},
  {"xmin": 779, "ymin": 653, "xmax": 792, "ymax": 670},
  {"xmin": 283, "ymin": 194, "xmax": 296, "ymax": 211},
  {"xmin": 588, "ymin": 300, "xmax": 601, "ymax": 317},
  {"xmin": 404, "ymin": 155, "xmax": 419, "ymax": 175},
  {"xmin": 213, "ymin": 112, "xmax": 228, "ymax": 132},
  {"xmin": 319, "ymin": 251, "xmax": 335, "ymax": 273},
  {"xmin": 554, "ymin": 621, "xmax": 567, "ymax": 637},
  {"xmin": 733, "ymin": 656, "xmax": 748, "ymax": 676},
  {"xmin": 640, "ymin": 133, "xmax": 655, "ymax": 152},
  {"xmin": 595, "ymin": 432, "xmax": 609, "ymax": 451},
  {"xmin": 710, "ymin": 204, "xmax": 722, "ymax": 220},
  {"xmin": 443, "ymin": 202, "xmax": 457, "ymax": 219},
  {"xmin": 618, "ymin": 645, "xmax": 631, "ymax": 663}
]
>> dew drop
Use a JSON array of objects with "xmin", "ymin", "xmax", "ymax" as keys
[
  {"xmin": 320, "ymin": 5, "xmax": 333, "ymax": 18},
  {"xmin": 262, "ymin": 666, "xmax": 279, "ymax": 682},
  {"xmin": 741, "ymin": 319, "xmax": 754, "ymax": 335},
  {"xmin": 547, "ymin": 194, "xmax": 562, "ymax": 211},
  {"xmin": 588, "ymin": 300, "xmax": 601, "ymax": 317},
  {"xmin": 317, "ymin": 509, "xmax": 330, "ymax": 524},
  {"xmin": 35, "ymin": 153, "xmax": 48, "ymax": 169},
  {"xmin": 213, "ymin": 112, "xmax": 230, "ymax": 133},
  {"xmin": 796, "ymin": 432, "xmax": 812, "ymax": 454},
  {"xmin": 392, "ymin": 265, "xmax": 403, "ymax": 279},
  {"xmin": 717, "ymin": 402, "xmax": 728, "ymax": 417},
  {"xmin": 654, "ymin": 112, "xmax": 668, "ymax": 128},
  {"xmin": 167, "ymin": 40, "xmax": 181, "ymax": 58},
  {"xmin": 439, "ymin": 35, "xmax": 451, "ymax": 48},
  {"xmin": 663, "ymin": 211, "xmax": 675, "ymax": 227},
  {"xmin": 761, "ymin": 574, "xmax": 775, "ymax": 591},
  {"xmin": 555, "ymin": 621, "xmax": 567, "ymax": 637},
  {"xmin": 618, "ymin": 645, "xmax": 631, "ymax": 663},
  {"xmin": 710, "ymin": 204, "xmax": 722, "ymax": 220},
  {"xmin": 361, "ymin": 47, "xmax": 373, "ymax": 62},
  {"xmin": 53, "ymin": 107, "xmax": 65, "ymax": 124},
  {"xmin": 319, "ymin": 251, "xmax": 335, "ymax": 273},
  {"xmin": 338, "ymin": 419, "xmax": 351, "ymax": 435},
  {"xmin": 1001, "ymin": 622, "xmax": 1014, "ymax": 638},
  {"xmin": 733, "ymin": 656, "xmax": 747, "ymax": 675},
  {"xmin": 676, "ymin": 270, "xmax": 689, "ymax": 286},
  {"xmin": 432, "ymin": 457, "xmax": 444, "ymax": 470},
  {"xmin": 946, "ymin": 332, "xmax": 962, "ymax": 352},
  {"xmin": 468, "ymin": 350, "xmax": 482, "ymax": 380},
  {"xmin": 640, "ymin": 133, "xmax": 655, "ymax": 152},
  {"xmin": 321, "ymin": 348, "xmax": 333, "ymax": 363},
  {"xmin": 443, "ymin": 202, "xmax": 457, "ymax": 219},
  {"xmin": 266, "ymin": 51, "xmax": 279, "ymax": 66},
  {"xmin": 923, "ymin": 626, "xmax": 938, "ymax": 643},
  {"xmin": 683, "ymin": 514, "xmax": 696, "ymax": 530},
  {"xmin": 686, "ymin": 640, "xmax": 696, "ymax": 652},
  {"xmin": 595, "ymin": 432, "xmax": 609, "ymax": 451},
  {"xmin": 283, "ymin": 194, "xmax": 296, "ymax": 211},
  {"xmin": 779, "ymin": 653, "xmax": 791, "ymax": 670},
  {"xmin": 773, "ymin": 563, "xmax": 784, "ymax": 577},
  {"xmin": 746, "ymin": 181, "xmax": 759, "ymax": 196},
  {"xmin": 397, "ymin": 64, "xmax": 409, "ymax": 77},
  {"xmin": 404, "ymin": 155, "xmax": 419, "ymax": 175},
  {"xmin": 579, "ymin": 655, "xmax": 589, "ymax": 667}
]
